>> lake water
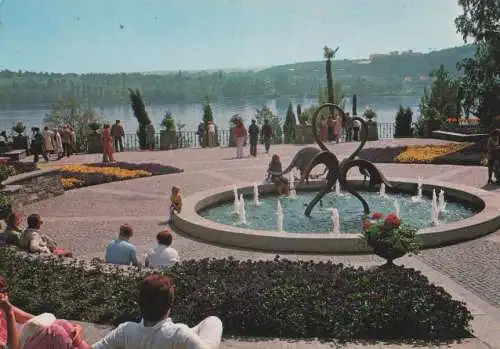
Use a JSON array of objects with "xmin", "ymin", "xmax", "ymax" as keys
[{"xmin": 0, "ymin": 96, "xmax": 420, "ymax": 134}]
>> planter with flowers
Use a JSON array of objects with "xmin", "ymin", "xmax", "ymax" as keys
[
  {"xmin": 160, "ymin": 112, "xmax": 178, "ymax": 150},
  {"xmin": 87, "ymin": 122, "xmax": 103, "ymax": 154},
  {"xmin": 363, "ymin": 108, "xmax": 379, "ymax": 141},
  {"xmin": 361, "ymin": 212, "xmax": 420, "ymax": 266}
]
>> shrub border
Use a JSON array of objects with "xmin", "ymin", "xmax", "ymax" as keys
[{"xmin": 173, "ymin": 177, "xmax": 500, "ymax": 254}]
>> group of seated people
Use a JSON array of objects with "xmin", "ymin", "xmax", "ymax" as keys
[
  {"xmin": 0, "ymin": 273, "xmax": 223, "ymax": 348},
  {"xmin": 0, "ymin": 213, "xmax": 72, "ymax": 257},
  {"xmin": 0, "ymin": 212, "xmax": 179, "ymax": 270}
]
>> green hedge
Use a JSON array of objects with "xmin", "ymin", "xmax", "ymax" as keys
[{"xmin": 0, "ymin": 249, "xmax": 473, "ymax": 340}]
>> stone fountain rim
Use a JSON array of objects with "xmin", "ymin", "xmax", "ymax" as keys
[{"xmin": 172, "ymin": 177, "xmax": 500, "ymax": 254}]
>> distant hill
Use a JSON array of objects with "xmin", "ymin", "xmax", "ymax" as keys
[{"xmin": 0, "ymin": 45, "xmax": 476, "ymax": 108}]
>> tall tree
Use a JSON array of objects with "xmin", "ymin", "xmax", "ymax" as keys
[
  {"xmin": 128, "ymin": 89, "xmax": 151, "ymax": 149},
  {"xmin": 202, "ymin": 98, "xmax": 215, "ymax": 147},
  {"xmin": 455, "ymin": 0, "xmax": 500, "ymax": 125},
  {"xmin": 283, "ymin": 102, "xmax": 296, "ymax": 143},
  {"xmin": 323, "ymin": 46, "xmax": 340, "ymax": 106}
]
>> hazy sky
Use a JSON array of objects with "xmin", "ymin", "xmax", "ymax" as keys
[{"xmin": 0, "ymin": 0, "xmax": 465, "ymax": 73}]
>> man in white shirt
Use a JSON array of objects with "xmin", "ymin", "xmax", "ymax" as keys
[
  {"xmin": 145, "ymin": 229, "xmax": 180, "ymax": 269},
  {"xmin": 92, "ymin": 275, "xmax": 223, "ymax": 349}
]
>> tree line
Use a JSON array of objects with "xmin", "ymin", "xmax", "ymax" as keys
[{"xmin": 0, "ymin": 45, "xmax": 475, "ymax": 108}]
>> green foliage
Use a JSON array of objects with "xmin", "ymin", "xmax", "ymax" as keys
[
  {"xmin": 0, "ymin": 193, "xmax": 12, "ymax": 209},
  {"xmin": 255, "ymin": 106, "xmax": 283, "ymax": 144},
  {"xmin": 363, "ymin": 108, "xmax": 377, "ymax": 120},
  {"xmin": 202, "ymin": 99, "xmax": 215, "ymax": 147},
  {"xmin": 394, "ymin": 106, "xmax": 413, "ymax": 138},
  {"xmin": 128, "ymin": 89, "xmax": 151, "ymax": 149},
  {"xmin": 88, "ymin": 122, "xmax": 101, "ymax": 132},
  {"xmin": 283, "ymin": 102, "xmax": 296, "ymax": 143},
  {"xmin": 229, "ymin": 114, "xmax": 242, "ymax": 127},
  {"xmin": 0, "ymin": 165, "xmax": 16, "ymax": 183},
  {"xmin": 417, "ymin": 65, "xmax": 461, "ymax": 135},
  {"xmin": 161, "ymin": 115, "xmax": 176, "ymax": 132},
  {"xmin": 12, "ymin": 122, "xmax": 25, "ymax": 135},
  {"xmin": 0, "ymin": 46, "xmax": 477, "ymax": 107},
  {"xmin": 0, "ymin": 249, "xmax": 473, "ymax": 340},
  {"xmin": 455, "ymin": 0, "xmax": 500, "ymax": 125},
  {"xmin": 43, "ymin": 98, "xmax": 100, "ymax": 152}
]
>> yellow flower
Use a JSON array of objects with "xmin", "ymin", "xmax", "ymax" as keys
[
  {"xmin": 61, "ymin": 177, "xmax": 84, "ymax": 189},
  {"xmin": 395, "ymin": 143, "xmax": 471, "ymax": 163},
  {"xmin": 60, "ymin": 165, "xmax": 151, "ymax": 179}
]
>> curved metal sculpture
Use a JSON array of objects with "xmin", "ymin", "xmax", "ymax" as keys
[{"xmin": 301, "ymin": 103, "xmax": 393, "ymax": 217}]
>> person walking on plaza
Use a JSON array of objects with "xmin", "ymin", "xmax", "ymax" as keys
[
  {"xmin": 333, "ymin": 115, "xmax": 342, "ymax": 144},
  {"xmin": 30, "ymin": 128, "xmax": 48, "ymax": 163},
  {"xmin": 248, "ymin": 119, "xmax": 259, "ymax": 157},
  {"xmin": 102, "ymin": 124, "xmax": 115, "ymax": 162},
  {"xmin": 42, "ymin": 126, "xmax": 54, "ymax": 158},
  {"xmin": 344, "ymin": 112, "xmax": 353, "ymax": 142},
  {"xmin": 111, "ymin": 120, "xmax": 125, "ymax": 152},
  {"xmin": 92, "ymin": 274, "xmax": 223, "ymax": 349},
  {"xmin": 145, "ymin": 122, "xmax": 155, "ymax": 150},
  {"xmin": 207, "ymin": 121, "xmax": 217, "ymax": 147},
  {"xmin": 327, "ymin": 115, "xmax": 334, "ymax": 142},
  {"xmin": 260, "ymin": 119, "xmax": 273, "ymax": 154},
  {"xmin": 54, "ymin": 128, "xmax": 63, "ymax": 159},
  {"xmin": 61, "ymin": 125, "xmax": 73, "ymax": 157},
  {"xmin": 353, "ymin": 118, "xmax": 361, "ymax": 141},
  {"xmin": 233, "ymin": 119, "xmax": 247, "ymax": 159},
  {"xmin": 196, "ymin": 121, "xmax": 205, "ymax": 147}
]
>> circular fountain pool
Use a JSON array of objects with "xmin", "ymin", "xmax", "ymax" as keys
[
  {"xmin": 172, "ymin": 178, "xmax": 500, "ymax": 254},
  {"xmin": 200, "ymin": 191, "xmax": 476, "ymax": 233}
]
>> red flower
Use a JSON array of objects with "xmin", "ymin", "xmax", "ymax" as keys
[
  {"xmin": 371, "ymin": 212, "xmax": 384, "ymax": 220},
  {"xmin": 384, "ymin": 213, "xmax": 401, "ymax": 230}
]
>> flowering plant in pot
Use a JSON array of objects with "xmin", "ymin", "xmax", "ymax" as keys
[
  {"xmin": 363, "ymin": 108, "xmax": 377, "ymax": 122},
  {"xmin": 12, "ymin": 122, "xmax": 26, "ymax": 136},
  {"xmin": 361, "ymin": 212, "xmax": 419, "ymax": 266}
]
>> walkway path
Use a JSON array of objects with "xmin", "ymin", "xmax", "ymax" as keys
[{"xmin": 23, "ymin": 139, "xmax": 500, "ymax": 348}]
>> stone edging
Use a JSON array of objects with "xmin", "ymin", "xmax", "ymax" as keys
[
  {"xmin": 173, "ymin": 177, "xmax": 500, "ymax": 254},
  {"xmin": 1, "ymin": 168, "xmax": 65, "ymax": 209}
]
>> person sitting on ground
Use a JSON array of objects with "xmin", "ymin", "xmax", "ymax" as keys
[
  {"xmin": 0, "ymin": 275, "xmax": 34, "ymax": 349},
  {"xmin": 267, "ymin": 154, "xmax": 289, "ymax": 195},
  {"xmin": 93, "ymin": 275, "xmax": 223, "ymax": 349},
  {"xmin": 145, "ymin": 229, "xmax": 180, "ymax": 269},
  {"xmin": 20, "ymin": 313, "xmax": 89, "ymax": 349},
  {"xmin": 0, "ymin": 213, "xmax": 23, "ymax": 247},
  {"xmin": 167, "ymin": 186, "xmax": 182, "ymax": 224},
  {"xmin": 19, "ymin": 214, "xmax": 73, "ymax": 257},
  {"xmin": 104, "ymin": 224, "xmax": 140, "ymax": 267}
]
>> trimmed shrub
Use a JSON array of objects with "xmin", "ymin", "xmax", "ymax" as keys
[
  {"xmin": 0, "ymin": 249, "xmax": 473, "ymax": 340},
  {"xmin": 394, "ymin": 105, "xmax": 413, "ymax": 138}
]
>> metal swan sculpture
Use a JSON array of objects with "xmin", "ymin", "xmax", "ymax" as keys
[{"xmin": 301, "ymin": 103, "xmax": 393, "ymax": 217}]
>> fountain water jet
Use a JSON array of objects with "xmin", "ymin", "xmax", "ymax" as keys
[
  {"xmin": 239, "ymin": 194, "xmax": 247, "ymax": 225},
  {"xmin": 411, "ymin": 176, "xmax": 424, "ymax": 202},
  {"xmin": 431, "ymin": 189, "xmax": 439, "ymax": 226},
  {"xmin": 379, "ymin": 183, "xmax": 387, "ymax": 197},
  {"xmin": 289, "ymin": 170, "xmax": 297, "ymax": 199},
  {"xmin": 394, "ymin": 199, "xmax": 400, "ymax": 218},
  {"xmin": 438, "ymin": 189, "xmax": 446, "ymax": 212},
  {"xmin": 253, "ymin": 183, "xmax": 261, "ymax": 206},
  {"xmin": 233, "ymin": 186, "xmax": 240, "ymax": 215},
  {"xmin": 335, "ymin": 180, "xmax": 343, "ymax": 196},
  {"xmin": 276, "ymin": 200, "xmax": 284, "ymax": 232},
  {"xmin": 331, "ymin": 208, "xmax": 340, "ymax": 234}
]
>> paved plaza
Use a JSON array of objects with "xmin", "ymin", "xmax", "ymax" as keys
[{"xmin": 24, "ymin": 139, "xmax": 500, "ymax": 348}]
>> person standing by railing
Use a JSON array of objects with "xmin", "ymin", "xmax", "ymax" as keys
[
  {"xmin": 61, "ymin": 125, "xmax": 72, "ymax": 157},
  {"xmin": 248, "ymin": 119, "xmax": 259, "ymax": 157},
  {"xmin": 261, "ymin": 119, "xmax": 273, "ymax": 154},
  {"xmin": 207, "ymin": 121, "xmax": 216, "ymax": 147},
  {"xmin": 111, "ymin": 120, "xmax": 125, "ymax": 152},
  {"xmin": 145, "ymin": 122, "xmax": 155, "ymax": 150},
  {"xmin": 196, "ymin": 121, "xmax": 205, "ymax": 147},
  {"xmin": 233, "ymin": 119, "xmax": 247, "ymax": 159},
  {"xmin": 102, "ymin": 124, "xmax": 115, "ymax": 162},
  {"xmin": 344, "ymin": 112, "xmax": 353, "ymax": 142}
]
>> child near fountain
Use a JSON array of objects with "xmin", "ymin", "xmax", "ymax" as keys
[
  {"xmin": 267, "ymin": 154, "xmax": 289, "ymax": 195},
  {"xmin": 167, "ymin": 186, "xmax": 182, "ymax": 224}
]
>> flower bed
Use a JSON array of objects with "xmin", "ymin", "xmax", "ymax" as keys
[
  {"xmin": 59, "ymin": 162, "xmax": 183, "ymax": 190},
  {"xmin": 0, "ymin": 248, "xmax": 473, "ymax": 340},
  {"xmin": 359, "ymin": 143, "xmax": 482, "ymax": 165}
]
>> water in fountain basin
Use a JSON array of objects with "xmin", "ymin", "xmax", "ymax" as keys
[{"xmin": 202, "ymin": 191, "xmax": 474, "ymax": 233}]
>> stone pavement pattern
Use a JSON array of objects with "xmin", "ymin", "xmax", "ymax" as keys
[{"xmin": 23, "ymin": 139, "xmax": 500, "ymax": 348}]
